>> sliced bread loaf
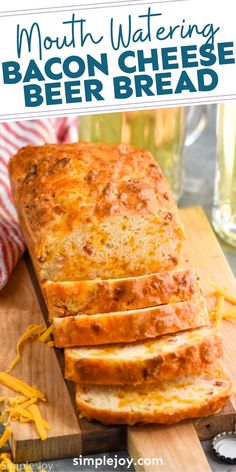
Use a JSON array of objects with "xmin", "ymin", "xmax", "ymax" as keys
[
  {"xmin": 9, "ymin": 143, "xmax": 184, "ymax": 283},
  {"xmin": 76, "ymin": 364, "xmax": 231, "ymax": 425},
  {"xmin": 64, "ymin": 327, "xmax": 221, "ymax": 385},
  {"xmin": 44, "ymin": 267, "xmax": 200, "ymax": 318},
  {"xmin": 53, "ymin": 297, "xmax": 209, "ymax": 347}
]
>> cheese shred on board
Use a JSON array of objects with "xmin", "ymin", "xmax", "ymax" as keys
[
  {"xmin": 8, "ymin": 396, "xmax": 28, "ymax": 406},
  {"xmin": 0, "ymin": 426, "xmax": 12, "ymax": 448},
  {"xmin": 208, "ymin": 280, "xmax": 236, "ymax": 323},
  {"xmin": 0, "ymin": 326, "xmax": 52, "ymax": 445},
  {"xmin": 28, "ymin": 404, "xmax": 48, "ymax": 441},
  {"xmin": 209, "ymin": 279, "xmax": 236, "ymax": 304},
  {"xmin": 8, "ymin": 323, "xmax": 53, "ymax": 371},
  {"xmin": 221, "ymin": 308, "xmax": 236, "ymax": 319},
  {"xmin": 8, "ymin": 324, "xmax": 44, "ymax": 371},
  {"xmin": 214, "ymin": 296, "xmax": 224, "ymax": 330},
  {"xmin": 0, "ymin": 372, "xmax": 46, "ymax": 401}
]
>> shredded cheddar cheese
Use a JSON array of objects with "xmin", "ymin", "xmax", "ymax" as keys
[
  {"xmin": 6, "ymin": 322, "xmax": 54, "ymax": 374},
  {"xmin": 19, "ymin": 397, "xmax": 38, "ymax": 409},
  {"xmin": 4, "ymin": 406, "xmax": 49, "ymax": 430},
  {"xmin": 5, "ymin": 406, "xmax": 34, "ymax": 422},
  {"xmin": 214, "ymin": 296, "xmax": 224, "ymax": 330},
  {"xmin": 19, "ymin": 417, "xmax": 31, "ymax": 423},
  {"xmin": 221, "ymin": 307, "xmax": 236, "ymax": 319},
  {"xmin": 0, "ymin": 373, "xmax": 46, "ymax": 401},
  {"xmin": 209, "ymin": 310, "xmax": 215, "ymax": 320},
  {"xmin": 39, "ymin": 325, "xmax": 53, "ymax": 343},
  {"xmin": 28, "ymin": 405, "xmax": 48, "ymax": 441},
  {"xmin": 0, "ymin": 370, "xmax": 49, "ymax": 442},
  {"xmin": 209, "ymin": 279, "xmax": 236, "ymax": 304},
  {"xmin": 0, "ymin": 426, "xmax": 12, "ymax": 448},
  {"xmin": 0, "ymin": 399, "xmax": 5, "ymax": 404},
  {"xmin": 8, "ymin": 396, "xmax": 28, "ymax": 406},
  {"xmin": 207, "ymin": 291, "xmax": 218, "ymax": 297},
  {"xmin": 8, "ymin": 325, "xmax": 45, "ymax": 372}
]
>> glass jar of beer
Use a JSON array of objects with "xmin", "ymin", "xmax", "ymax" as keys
[
  {"xmin": 212, "ymin": 101, "xmax": 236, "ymax": 246},
  {"xmin": 79, "ymin": 107, "xmax": 207, "ymax": 200}
]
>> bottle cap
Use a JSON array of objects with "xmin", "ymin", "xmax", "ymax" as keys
[{"xmin": 212, "ymin": 431, "xmax": 236, "ymax": 463}]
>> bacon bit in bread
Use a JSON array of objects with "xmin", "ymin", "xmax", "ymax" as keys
[
  {"xmin": 214, "ymin": 296, "xmax": 224, "ymax": 331},
  {"xmin": 0, "ymin": 372, "xmax": 46, "ymax": 401},
  {"xmin": 0, "ymin": 426, "xmax": 12, "ymax": 448}
]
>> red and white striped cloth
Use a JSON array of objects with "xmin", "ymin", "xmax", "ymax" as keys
[{"xmin": 0, "ymin": 117, "xmax": 78, "ymax": 290}]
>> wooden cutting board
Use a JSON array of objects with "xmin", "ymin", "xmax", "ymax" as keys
[{"xmin": 0, "ymin": 207, "xmax": 236, "ymax": 470}]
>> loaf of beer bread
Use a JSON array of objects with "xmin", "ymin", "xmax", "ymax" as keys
[{"xmin": 9, "ymin": 142, "xmax": 184, "ymax": 286}]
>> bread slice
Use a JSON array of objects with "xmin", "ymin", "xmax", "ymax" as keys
[
  {"xmin": 64, "ymin": 327, "xmax": 221, "ymax": 385},
  {"xmin": 75, "ymin": 364, "xmax": 231, "ymax": 425},
  {"xmin": 53, "ymin": 297, "xmax": 209, "ymax": 348},
  {"xmin": 44, "ymin": 267, "xmax": 201, "ymax": 318},
  {"xmin": 9, "ymin": 142, "xmax": 184, "ymax": 283}
]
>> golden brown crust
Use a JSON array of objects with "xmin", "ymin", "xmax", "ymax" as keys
[
  {"xmin": 9, "ymin": 142, "xmax": 176, "ymax": 224},
  {"xmin": 9, "ymin": 142, "xmax": 181, "ymax": 249},
  {"xmin": 53, "ymin": 297, "xmax": 209, "ymax": 348},
  {"xmin": 44, "ymin": 268, "xmax": 201, "ymax": 318},
  {"xmin": 64, "ymin": 329, "xmax": 222, "ymax": 385}
]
